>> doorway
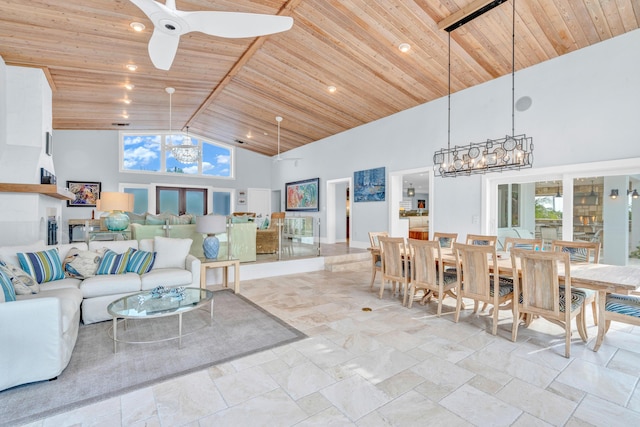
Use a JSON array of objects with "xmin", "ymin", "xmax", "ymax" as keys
[{"xmin": 326, "ymin": 177, "xmax": 352, "ymax": 245}]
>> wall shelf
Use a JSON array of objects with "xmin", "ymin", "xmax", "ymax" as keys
[{"xmin": 0, "ymin": 183, "xmax": 75, "ymax": 201}]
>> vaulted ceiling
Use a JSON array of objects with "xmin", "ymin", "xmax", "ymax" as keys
[{"xmin": 1, "ymin": 1, "xmax": 638, "ymax": 157}]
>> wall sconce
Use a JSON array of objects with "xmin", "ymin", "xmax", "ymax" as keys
[
  {"xmin": 609, "ymin": 189, "xmax": 619, "ymax": 199},
  {"xmin": 628, "ymin": 189, "xmax": 639, "ymax": 199}
]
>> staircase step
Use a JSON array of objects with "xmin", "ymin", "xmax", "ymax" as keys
[
  {"xmin": 323, "ymin": 251, "xmax": 370, "ymax": 265},
  {"xmin": 324, "ymin": 259, "xmax": 370, "ymax": 272}
]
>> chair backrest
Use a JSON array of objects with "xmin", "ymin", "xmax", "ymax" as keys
[
  {"xmin": 368, "ymin": 231, "xmax": 389, "ymax": 249},
  {"xmin": 433, "ymin": 232, "xmax": 458, "ymax": 248},
  {"xmin": 408, "ymin": 239, "xmax": 439, "ymax": 286},
  {"xmin": 453, "ymin": 242, "xmax": 497, "ymax": 301},
  {"xmin": 551, "ymin": 240, "xmax": 600, "ymax": 263},
  {"xmin": 379, "ymin": 236, "xmax": 408, "ymax": 282},
  {"xmin": 269, "ymin": 212, "xmax": 286, "ymax": 229},
  {"xmin": 511, "ymin": 248, "xmax": 571, "ymax": 319},
  {"xmin": 465, "ymin": 234, "xmax": 497, "ymax": 246},
  {"xmin": 503, "ymin": 237, "xmax": 542, "ymax": 252}
]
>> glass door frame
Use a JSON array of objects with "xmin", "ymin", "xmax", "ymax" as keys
[{"xmin": 483, "ymin": 157, "xmax": 640, "ymax": 260}]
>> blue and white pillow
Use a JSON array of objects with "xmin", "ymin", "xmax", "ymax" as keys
[
  {"xmin": 0, "ymin": 269, "xmax": 17, "ymax": 302},
  {"xmin": 0, "ymin": 260, "xmax": 40, "ymax": 294},
  {"xmin": 17, "ymin": 248, "xmax": 65, "ymax": 284},
  {"xmin": 126, "ymin": 249, "xmax": 156, "ymax": 274},
  {"xmin": 96, "ymin": 248, "xmax": 133, "ymax": 275}
]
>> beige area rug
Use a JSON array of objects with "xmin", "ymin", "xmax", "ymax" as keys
[{"xmin": 0, "ymin": 290, "xmax": 306, "ymax": 426}]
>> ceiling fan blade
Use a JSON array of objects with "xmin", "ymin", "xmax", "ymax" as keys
[
  {"xmin": 181, "ymin": 11, "xmax": 293, "ymax": 38},
  {"xmin": 148, "ymin": 28, "xmax": 180, "ymax": 70},
  {"xmin": 129, "ymin": 0, "xmax": 165, "ymax": 19}
]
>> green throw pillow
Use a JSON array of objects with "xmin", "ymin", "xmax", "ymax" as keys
[
  {"xmin": 126, "ymin": 249, "xmax": 156, "ymax": 274},
  {"xmin": 96, "ymin": 248, "xmax": 134, "ymax": 275}
]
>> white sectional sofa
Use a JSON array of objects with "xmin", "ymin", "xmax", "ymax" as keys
[{"xmin": 0, "ymin": 237, "xmax": 200, "ymax": 391}]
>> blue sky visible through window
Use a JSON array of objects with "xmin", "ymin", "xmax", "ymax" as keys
[{"xmin": 123, "ymin": 134, "xmax": 231, "ymax": 177}]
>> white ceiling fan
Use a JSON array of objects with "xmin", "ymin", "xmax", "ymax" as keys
[
  {"xmin": 129, "ymin": 0, "xmax": 294, "ymax": 70},
  {"xmin": 274, "ymin": 116, "xmax": 301, "ymax": 163}
]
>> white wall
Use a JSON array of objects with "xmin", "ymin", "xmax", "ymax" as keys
[{"xmin": 274, "ymin": 29, "xmax": 640, "ymax": 247}]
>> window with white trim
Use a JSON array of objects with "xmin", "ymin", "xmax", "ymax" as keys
[{"xmin": 120, "ymin": 132, "xmax": 234, "ymax": 178}]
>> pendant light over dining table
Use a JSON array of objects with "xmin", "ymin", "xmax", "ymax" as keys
[
  {"xmin": 433, "ymin": 0, "xmax": 533, "ymax": 178},
  {"xmin": 166, "ymin": 87, "xmax": 200, "ymax": 164}
]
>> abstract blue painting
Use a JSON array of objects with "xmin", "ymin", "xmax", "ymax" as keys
[{"xmin": 354, "ymin": 167, "xmax": 385, "ymax": 202}]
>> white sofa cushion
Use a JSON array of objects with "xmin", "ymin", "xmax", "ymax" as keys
[
  {"xmin": 16, "ymin": 288, "xmax": 83, "ymax": 333},
  {"xmin": 80, "ymin": 273, "xmax": 141, "ymax": 298},
  {"xmin": 153, "ymin": 236, "xmax": 192, "ymax": 269},
  {"xmin": 0, "ymin": 241, "xmax": 46, "ymax": 268},
  {"xmin": 140, "ymin": 268, "xmax": 193, "ymax": 290},
  {"xmin": 39, "ymin": 277, "xmax": 82, "ymax": 291}
]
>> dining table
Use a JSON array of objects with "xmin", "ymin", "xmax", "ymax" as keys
[{"xmin": 441, "ymin": 248, "xmax": 640, "ymax": 351}]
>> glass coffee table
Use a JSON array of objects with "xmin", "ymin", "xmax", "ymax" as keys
[{"xmin": 107, "ymin": 287, "xmax": 214, "ymax": 353}]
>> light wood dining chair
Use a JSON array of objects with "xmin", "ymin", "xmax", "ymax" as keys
[
  {"xmin": 465, "ymin": 234, "xmax": 498, "ymax": 246},
  {"xmin": 551, "ymin": 240, "xmax": 600, "ymax": 326},
  {"xmin": 453, "ymin": 242, "xmax": 514, "ymax": 335},
  {"xmin": 378, "ymin": 236, "xmax": 411, "ymax": 306},
  {"xmin": 593, "ymin": 293, "xmax": 640, "ymax": 351},
  {"xmin": 510, "ymin": 249, "xmax": 588, "ymax": 358},
  {"xmin": 408, "ymin": 239, "xmax": 459, "ymax": 316},
  {"xmin": 503, "ymin": 237, "xmax": 542, "ymax": 252},
  {"xmin": 368, "ymin": 231, "xmax": 388, "ymax": 290},
  {"xmin": 433, "ymin": 232, "xmax": 458, "ymax": 249}
]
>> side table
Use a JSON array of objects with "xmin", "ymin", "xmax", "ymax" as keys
[{"xmin": 200, "ymin": 258, "xmax": 240, "ymax": 293}]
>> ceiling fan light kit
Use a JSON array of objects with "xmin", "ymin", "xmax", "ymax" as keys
[
  {"xmin": 434, "ymin": 0, "xmax": 533, "ymax": 178},
  {"xmin": 129, "ymin": 0, "xmax": 294, "ymax": 70}
]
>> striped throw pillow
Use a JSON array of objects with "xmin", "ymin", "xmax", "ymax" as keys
[
  {"xmin": 126, "ymin": 249, "xmax": 156, "ymax": 274},
  {"xmin": 0, "ymin": 269, "xmax": 17, "ymax": 302},
  {"xmin": 17, "ymin": 248, "xmax": 65, "ymax": 284},
  {"xmin": 96, "ymin": 248, "xmax": 133, "ymax": 275}
]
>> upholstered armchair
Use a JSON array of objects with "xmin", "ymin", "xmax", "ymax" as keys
[{"xmin": 256, "ymin": 212, "xmax": 285, "ymax": 254}]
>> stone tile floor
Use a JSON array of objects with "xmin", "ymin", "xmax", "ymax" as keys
[{"xmin": 24, "ymin": 269, "xmax": 640, "ymax": 426}]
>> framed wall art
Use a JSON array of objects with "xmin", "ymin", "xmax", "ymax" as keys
[
  {"xmin": 67, "ymin": 181, "xmax": 101, "ymax": 207},
  {"xmin": 286, "ymin": 178, "xmax": 319, "ymax": 212},
  {"xmin": 354, "ymin": 167, "xmax": 385, "ymax": 202}
]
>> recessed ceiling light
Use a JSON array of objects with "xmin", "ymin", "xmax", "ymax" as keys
[
  {"xmin": 328, "ymin": 85, "xmax": 337, "ymax": 93},
  {"xmin": 126, "ymin": 64, "xmax": 138, "ymax": 71},
  {"xmin": 123, "ymin": 99, "xmax": 131, "ymax": 104},
  {"xmin": 124, "ymin": 83, "xmax": 135, "ymax": 90},
  {"xmin": 130, "ymin": 22, "xmax": 146, "ymax": 32},
  {"xmin": 122, "ymin": 112, "xmax": 129, "ymax": 119},
  {"xmin": 398, "ymin": 43, "xmax": 411, "ymax": 53},
  {"xmin": 246, "ymin": 133, "xmax": 252, "ymax": 139}
]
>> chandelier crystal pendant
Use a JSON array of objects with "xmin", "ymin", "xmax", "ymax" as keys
[
  {"xmin": 166, "ymin": 87, "xmax": 201, "ymax": 164},
  {"xmin": 434, "ymin": 0, "xmax": 533, "ymax": 178}
]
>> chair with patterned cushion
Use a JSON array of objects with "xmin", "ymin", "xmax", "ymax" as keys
[
  {"xmin": 510, "ymin": 249, "xmax": 587, "ymax": 357},
  {"xmin": 408, "ymin": 239, "xmax": 459, "ymax": 316},
  {"xmin": 453, "ymin": 242, "xmax": 514, "ymax": 335},
  {"xmin": 433, "ymin": 232, "xmax": 458, "ymax": 249},
  {"xmin": 368, "ymin": 231, "xmax": 388, "ymax": 289},
  {"xmin": 551, "ymin": 240, "xmax": 600, "ymax": 326},
  {"xmin": 593, "ymin": 293, "xmax": 640, "ymax": 351},
  {"xmin": 465, "ymin": 234, "xmax": 497, "ymax": 246},
  {"xmin": 503, "ymin": 237, "xmax": 542, "ymax": 252},
  {"xmin": 378, "ymin": 236, "xmax": 411, "ymax": 306}
]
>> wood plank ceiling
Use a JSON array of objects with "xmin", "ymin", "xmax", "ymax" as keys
[{"xmin": 0, "ymin": 0, "xmax": 638, "ymax": 156}]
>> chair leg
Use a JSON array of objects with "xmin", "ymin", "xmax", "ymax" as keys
[
  {"xmin": 370, "ymin": 268, "xmax": 376, "ymax": 289},
  {"xmin": 378, "ymin": 279, "xmax": 386, "ymax": 299},
  {"xmin": 511, "ymin": 309, "xmax": 519, "ymax": 342},
  {"xmin": 492, "ymin": 304, "xmax": 499, "ymax": 335},
  {"xmin": 576, "ymin": 311, "xmax": 588, "ymax": 342},
  {"xmin": 591, "ymin": 300, "xmax": 598, "ymax": 326},
  {"xmin": 565, "ymin": 323, "xmax": 571, "ymax": 358},
  {"xmin": 407, "ymin": 285, "xmax": 415, "ymax": 309},
  {"xmin": 454, "ymin": 295, "xmax": 462, "ymax": 323}
]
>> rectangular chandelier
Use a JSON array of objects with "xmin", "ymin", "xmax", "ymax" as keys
[{"xmin": 433, "ymin": 134, "xmax": 533, "ymax": 178}]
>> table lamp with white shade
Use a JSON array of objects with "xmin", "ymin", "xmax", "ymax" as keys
[
  {"xmin": 97, "ymin": 192, "xmax": 134, "ymax": 231},
  {"xmin": 196, "ymin": 215, "xmax": 228, "ymax": 259}
]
